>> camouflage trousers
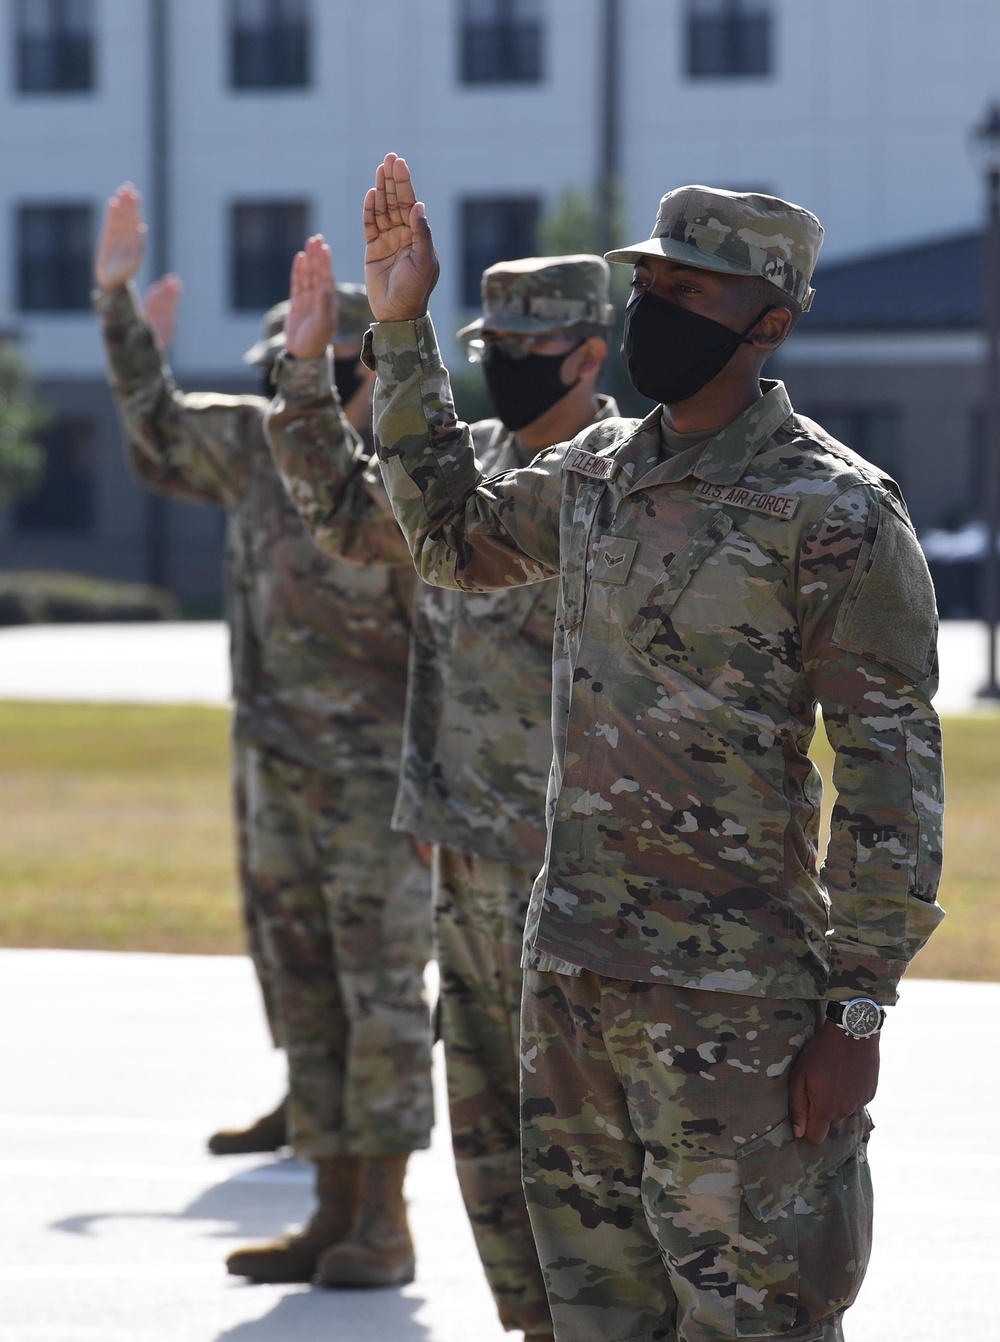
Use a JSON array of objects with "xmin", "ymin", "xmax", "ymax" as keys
[
  {"xmin": 434, "ymin": 847, "xmax": 552, "ymax": 1336},
  {"xmin": 245, "ymin": 743, "xmax": 434, "ymax": 1160},
  {"xmin": 231, "ymin": 739, "xmax": 282, "ymax": 1048},
  {"xmin": 520, "ymin": 972, "xmax": 873, "ymax": 1342}
]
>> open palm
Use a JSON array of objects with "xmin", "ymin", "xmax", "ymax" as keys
[
  {"xmin": 363, "ymin": 154, "xmax": 440, "ymax": 322},
  {"xmin": 95, "ymin": 184, "xmax": 146, "ymax": 290},
  {"xmin": 284, "ymin": 235, "xmax": 339, "ymax": 360}
]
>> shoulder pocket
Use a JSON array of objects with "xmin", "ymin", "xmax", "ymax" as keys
[{"xmin": 832, "ymin": 506, "xmax": 937, "ymax": 677}]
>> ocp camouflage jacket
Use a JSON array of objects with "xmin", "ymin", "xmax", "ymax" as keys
[
  {"xmin": 369, "ymin": 315, "xmax": 945, "ymax": 1004},
  {"xmin": 265, "ymin": 348, "xmax": 618, "ymax": 865},
  {"xmin": 95, "ymin": 283, "xmax": 413, "ymax": 778}
]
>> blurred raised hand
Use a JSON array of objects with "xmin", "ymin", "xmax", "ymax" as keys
[
  {"xmin": 143, "ymin": 274, "xmax": 183, "ymax": 349},
  {"xmin": 363, "ymin": 153, "xmax": 440, "ymax": 323},
  {"xmin": 94, "ymin": 183, "xmax": 146, "ymax": 291},
  {"xmin": 285, "ymin": 235, "xmax": 339, "ymax": 361}
]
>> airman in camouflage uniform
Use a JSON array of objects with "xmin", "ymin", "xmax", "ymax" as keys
[
  {"xmin": 264, "ymin": 237, "xmax": 616, "ymax": 1337},
  {"xmin": 360, "ymin": 158, "xmax": 945, "ymax": 1341},
  {"xmin": 93, "ymin": 185, "xmax": 433, "ymax": 1289}
]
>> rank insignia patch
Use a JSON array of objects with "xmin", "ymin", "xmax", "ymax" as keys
[{"xmin": 594, "ymin": 536, "xmax": 637, "ymax": 584}]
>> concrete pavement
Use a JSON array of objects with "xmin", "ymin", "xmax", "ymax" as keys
[
  {"xmin": 0, "ymin": 618, "xmax": 996, "ymax": 713},
  {"xmin": 1, "ymin": 948, "xmax": 997, "ymax": 1342}
]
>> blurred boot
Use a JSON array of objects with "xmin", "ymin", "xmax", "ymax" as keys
[
  {"xmin": 226, "ymin": 1154, "xmax": 360, "ymax": 1283},
  {"xmin": 314, "ymin": 1153, "xmax": 415, "ymax": 1288},
  {"xmin": 208, "ymin": 1095, "xmax": 288, "ymax": 1155}
]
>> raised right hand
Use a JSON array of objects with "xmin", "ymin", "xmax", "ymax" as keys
[
  {"xmin": 94, "ymin": 184, "xmax": 146, "ymax": 291},
  {"xmin": 143, "ymin": 274, "xmax": 182, "ymax": 348},
  {"xmin": 363, "ymin": 153, "xmax": 440, "ymax": 323},
  {"xmin": 284, "ymin": 235, "xmax": 339, "ymax": 360}
]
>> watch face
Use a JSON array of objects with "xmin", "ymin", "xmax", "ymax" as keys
[{"xmin": 843, "ymin": 999, "xmax": 882, "ymax": 1037}]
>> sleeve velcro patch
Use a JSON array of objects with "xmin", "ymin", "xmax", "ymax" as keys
[{"xmin": 833, "ymin": 505, "xmax": 937, "ymax": 677}]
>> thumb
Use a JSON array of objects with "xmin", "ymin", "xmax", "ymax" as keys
[
  {"xmin": 410, "ymin": 202, "xmax": 434, "ymax": 255},
  {"xmin": 789, "ymin": 1067, "xmax": 809, "ymax": 1140}
]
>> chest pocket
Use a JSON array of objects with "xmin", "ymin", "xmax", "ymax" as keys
[
  {"xmin": 625, "ymin": 511, "xmax": 734, "ymax": 652},
  {"xmin": 624, "ymin": 510, "xmax": 789, "ymax": 676}
]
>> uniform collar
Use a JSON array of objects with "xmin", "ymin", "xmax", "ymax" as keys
[{"xmin": 623, "ymin": 380, "xmax": 793, "ymax": 494}]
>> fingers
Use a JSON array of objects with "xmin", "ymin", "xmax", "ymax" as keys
[
  {"xmin": 393, "ymin": 157, "xmax": 417, "ymax": 213},
  {"xmin": 304, "ymin": 234, "xmax": 334, "ymax": 290},
  {"xmin": 290, "ymin": 249, "xmax": 307, "ymax": 299},
  {"xmin": 363, "ymin": 188, "xmax": 378, "ymax": 243}
]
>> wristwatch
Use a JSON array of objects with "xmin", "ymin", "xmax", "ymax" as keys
[{"xmin": 826, "ymin": 997, "xmax": 886, "ymax": 1040}]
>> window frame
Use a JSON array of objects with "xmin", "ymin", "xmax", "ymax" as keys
[
  {"xmin": 685, "ymin": 0, "xmax": 772, "ymax": 80},
  {"xmin": 12, "ymin": 414, "xmax": 97, "ymax": 534},
  {"xmin": 229, "ymin": 200, "xmax": 310, "ymax": 313},
  {"xmin": 14, "ymin": 0, "xmax": 95, "ymax": 95},
  {"xmin": 229, "ymin": 0, "xmax": 311, "ymax": 92},
  {"xmin": 459, "ymin": 195, "xmax": 541, "ymax": 309},
  {"xmin": 16, "ymin": 202, "xmax": 95, "ymax": 313},
  {"xmin": 459, "ymin": 0, "xmax": 545, "ymax": 87}
]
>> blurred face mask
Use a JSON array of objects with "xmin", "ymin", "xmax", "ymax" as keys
[
  {"xmin": 621, "ymin": 289, "xmax": 772, "ymax": 406},
  {"xmin": 480, "ymin": 339, "xmax": 581, "ymax": 433},
  {"xmin": 333, "ymin": 356, "xmax": 363, "ymax": 407}
]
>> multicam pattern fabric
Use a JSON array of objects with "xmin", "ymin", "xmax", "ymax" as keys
[
  {"xmin": 265, "ymin": 353, "xmax": 618, "ymax": 865},
  {"xmin": 368, "ymin": 314, "xmax": 945, "ymax": 1006},
  {"xmin": 458, "ymin": 254, "xmax": 615, "ymax": 339},
  {"xmin": 605, "ymin": 185, "xmax": 824, "ymax": 311},
  {"xmin": 96, "ymin": 282, "xmax": 415, "ymax": 778},
  {"xmin": 245, "ymin": 744, "xmax": 433, "ymax": 1159},
  {"xmin": 520, "ymin": 971, "xmax": 869, "ymax": 1342},
  {"xmin": 434, "ymin": 847, "xmax": 552, "ymax": 1335}
]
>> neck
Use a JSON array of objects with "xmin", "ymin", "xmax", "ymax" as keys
[
  {"xmin": 662, "ymin": 366, "xmax": 764, "ymax": 435},
  {"xmin": 517, "ymin": 383, "xmax": 602, "ymax": 453}
]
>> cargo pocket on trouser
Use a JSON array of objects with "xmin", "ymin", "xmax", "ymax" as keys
[{"xmin": 735, "ymin": 1110, "xmax": 873, "ymax": 1338}]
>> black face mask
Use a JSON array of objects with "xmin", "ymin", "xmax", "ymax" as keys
[
  {"xmin": 334, "ymin": 356, "xmax": 363, "ymax": 407},
  {"xmin": 621, "ymin": 289, "xmax": 771, "ymax": 406},
  {"xmin": 481, "ymin": 345, "xmax": 580, "ymax": 433}
]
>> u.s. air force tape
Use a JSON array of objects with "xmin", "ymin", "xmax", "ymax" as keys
[
  {"xmin": 564, "ymin": 447, "xmax": 619, "ymax": 481},
  {"xmin": 693, "ymin": 480, "xmax": 799, "ymax": 519}
]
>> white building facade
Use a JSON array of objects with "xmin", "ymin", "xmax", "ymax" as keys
[{"xmin": 1, "ymin": 0, "xmax": 998, "ymax": 598}]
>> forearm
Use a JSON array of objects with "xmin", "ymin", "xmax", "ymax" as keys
[
  {"xmin": 94, "ymin": 282, "xmax": 232, "ymax": 501},
  {"xmin": 802, "ymin": 490, "xmax": 945, "ymax": 1003},
  {"xmin": 370, "ymin": 315, "xmax": 559, "ymax": 589},
  {"xmin": 264, "ymin": 352, "xmax": 408, "ymax": 565}
]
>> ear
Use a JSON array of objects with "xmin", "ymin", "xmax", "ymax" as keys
[
  {"xmin": 565, "ymin": 336, "xmax": 607, "ymax": 382},
  {"xmin": 751, "ymin": 306, "xmax": 793, "ymax": 350}
]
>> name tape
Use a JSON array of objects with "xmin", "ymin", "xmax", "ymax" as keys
[
  {"xmin": 564, "ymin": 448, "xmax": 619, "ymax": 481},
  {"xmin": 693, "ymin": 480, "xmax": 799, "ymax": 519}
]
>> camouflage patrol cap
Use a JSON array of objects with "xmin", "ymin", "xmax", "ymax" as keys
[
  {"xmin": 605, "ymin": 186, "xmax": 824, "ymax": 313},
  {"xmin": 456, "ymin": 254, "xmax": 615, "ymax": 340},
  {"xmin": 242, "ymin": 283, "xmax": 374, "ymax": 364}
]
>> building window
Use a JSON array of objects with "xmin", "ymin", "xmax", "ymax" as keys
[
  {"xmin": 686, "ymin": 0, "xmax": 771, "ymax": 78},
  {"xmin": 230, "ymin": 201, "xmax": 308, "ymax": 311},
  {"xmin": 809, "ymin": 407, "xmax": 902, "ymax": 481},
  {"xmin": 15, "ymin": 0, "xmax": 94, "ymax": 93},
  {"xmin": 17, "ymin": 204, "xmax": 94, "ymax": 312},
  {"xmin": 13, "ymin": 417, "xmax": 95, "ymax": 533},
  {"xmin": 460, "ymin": 197, "xmax": 540, "ymax": 308},
  {"xmin": 460, "ymin": 0, "xmax": 544, "ymax": 85},
  {"xmin": 230, "ymin": 0, "xmax": 309, "ymax": 90}
]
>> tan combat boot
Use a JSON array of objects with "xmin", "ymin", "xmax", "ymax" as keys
[
  {"xmin": 208, "ymin": 1095, "xmax": 288, "ymax": 1155},
  {"xmin": 314, "ymin": 1153, "xmax": 415, "ymax": 1288},
  {"xmin": 226, "ymin": 1154, "xmax": 360, "ymax": 1283}
]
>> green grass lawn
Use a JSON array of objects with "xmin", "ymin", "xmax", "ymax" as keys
[{"xmin": 0, "ymin": 700, "xmax": 996, "ymax": 980}]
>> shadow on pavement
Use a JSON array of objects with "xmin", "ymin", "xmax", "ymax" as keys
[
  {"xmin": 215, "ymin": 1286, "xmax": 432, "ymax": 1342},
  {"xmin": 52, "ymin": 1156, "xmax": 313, "ymax": 1241}
]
